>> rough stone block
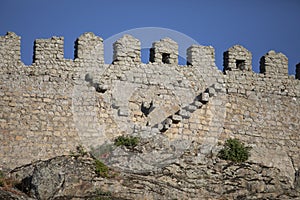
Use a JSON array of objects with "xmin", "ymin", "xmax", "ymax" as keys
[
  {"xmin": 193, "ymin": 101, "xmax": 203, "ymax": 108},
  {"xmin": 186, "ymin": 105, "xmax": 197, "ymax": 112},
  {"xmin": 172, "ymin": 114, "xmax": 182, "ymax": 123},
  {"xmin": 118, "ymin": 108, "xmax": 129, "ymax": 117},
  {"xmin": 177, "ymin": 109, "xmax": 190, "ymax": 118},
  {"xmin": 200, "ymin": 93, "xmax": 209, "ymax": 102}
]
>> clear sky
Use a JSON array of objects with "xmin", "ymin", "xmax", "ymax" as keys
[{"xmin": 0, "ymin": 0, "xmax": 299, "ymax": 74}]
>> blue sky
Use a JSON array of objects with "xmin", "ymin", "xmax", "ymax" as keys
[{"xmin": 0, "ymin": 0, "xmax": 299, "ymax": 74}]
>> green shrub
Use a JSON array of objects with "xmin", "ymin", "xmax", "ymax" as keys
[
  {"xmin": 114, "ymin": 135, "xmax": 139, "ymax": 150},
  {"xmin": 218, "ymin": 138, "xmax": 251, "ymax": 163},
  {"xmin": 95, "ymin": 159, "xmax": 109, "ymax": 178}
]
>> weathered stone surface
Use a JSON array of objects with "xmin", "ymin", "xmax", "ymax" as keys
[
  {"xmin": 95, "ymin": 134, "xmax": 191, "ymax": 173},
  {"xmin": 75, "ymin": 32, "xmax": 104, "ymax": 63},
  {"xmin": 4, "ymin": 154, "xmax": 127, "ymax": 200},
  {"xmin": 223, "ymin": 45, "xmax": 252, "ymax": 72},
  {"xmin": 0, "ymin": 32, "xmax": 300, "ymax": 199},
  {"xmin": 200, "ymin": 92, "xmax": 209, "ymax": 102},
  {"xmin": 113, "ymin": 34, "xmax": 140, "ymax": 64},
  {"xmin": 2, "ymin": 144, "xmax": 300, "ymax": 199},
  {"xmin": 260, "ymin": 50, "xmax": 288, "ymax": 76},
  {"xmin": 34, "ymin": 37, "xmax": 64, "ymax": 62},
  {"xmin": 150, "ymin": 37, "xmax": 178, "ymax": 64},
  {"xmin": 11, "ymin": 156, "xmax": 95, "ymax": 199},
  {"xmin": 0, "ymin": 189, "xmax": 33, "ymax": 200}
]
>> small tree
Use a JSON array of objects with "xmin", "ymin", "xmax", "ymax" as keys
[{"xmin": 218, "ymin": 138, "xmax": 251, "ymax": 163}]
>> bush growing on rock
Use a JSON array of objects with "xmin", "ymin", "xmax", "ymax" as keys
[
  {"xmin": 94, "ymin": 159, "xmax": 119, "ymax": 179},
  {"xmin": 95, "ymin": 159, "xmax": 109, "ymax": 178},
  {"xmin": 114, "ymin": 135, "xmax": 139, "ymax": 150},
  {"xmin": 218, "ymin": 138, "xmax": 251, "ymax": 162}
]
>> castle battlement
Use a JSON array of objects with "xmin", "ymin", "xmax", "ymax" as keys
[{"xmin": 1, "ymin": 32, "xmax": 299, "ymax": 79}]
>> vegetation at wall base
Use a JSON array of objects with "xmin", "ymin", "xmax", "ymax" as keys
[
  {"xmin": 218, "ymin": 138, "xmax": 251, "ymax": 163},
  {"xmin": 114, "ymin": 135, "xmax": 139, "ymax": 150},
  {"xmin": 70, "ymin": 144, "xmax": 89, "ymax": 158},
  {"xmin": 95, "ymin": 159, "xmax": 110, "ymax": 178}
]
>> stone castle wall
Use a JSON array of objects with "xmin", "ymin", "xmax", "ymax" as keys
[{"xmin": 0, "ymin": 32, "xmax": 300, "ymax": 183}]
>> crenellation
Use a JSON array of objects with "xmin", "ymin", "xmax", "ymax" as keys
[
  {"xmin": 113, "ymin": 34, "xmax": 141, "ymax": 64},
  {"xmin": 186, "ymin": 45, "xmax": 215, "ymax": 66},
  {"xmin": 259, "ymin": 50, "xmax": 288, "ymax": 77},
  {"xmin": 33, "ymin": 36, "xmax": 64, "ymax": 63},
  {"xmin": 74, "ymin": 32, "xmax": 104, "ymax": 63},
  {"xmin": 150, "ymin": 37, "xmax": 178, "ymax": 64},
  {"xmin": 0, "ymin": 32, "xmax": 21, "ymax": 64},
  {"xmin": 223, "ymin": 45, "xmax": 252, "ymax": 72},
  {"xmin": 0, "ymin": 32, "xmax": 300, "ymax": 177}
]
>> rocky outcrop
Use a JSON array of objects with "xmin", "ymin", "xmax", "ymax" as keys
[
  {"xmin": 1, "ymin": 139, "xmax": 300, "ymax": 200},
  {"xmin": 5, "ymin": 155, "xmax": 123, "ymax": 200},
  {"xmin": 0, "ymin": 189, "xmax": 33, "ymax": 200}
]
